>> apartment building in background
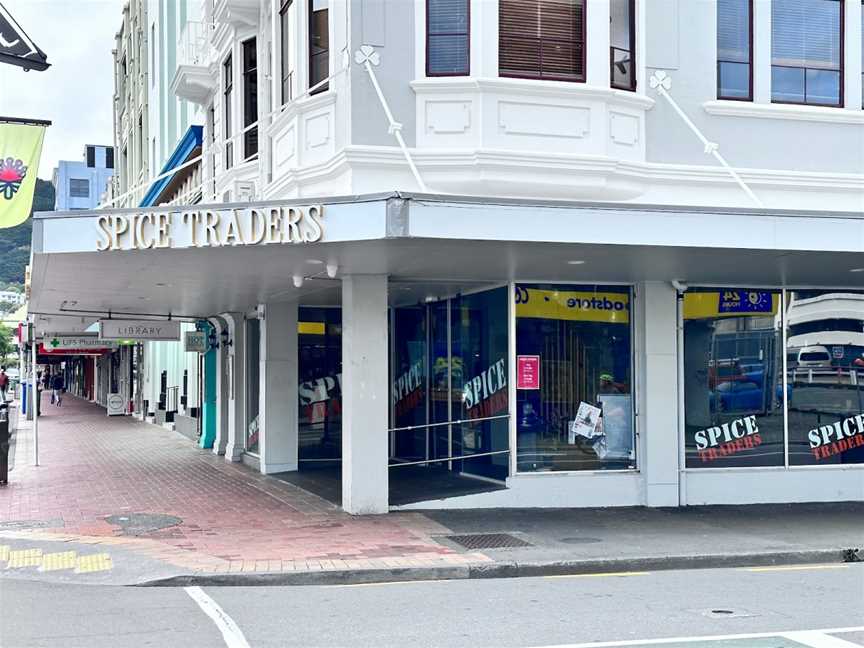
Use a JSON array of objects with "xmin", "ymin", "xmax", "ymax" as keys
[
  {"xmin": 32, "ymin": 0, "xmax": 864, "ymax": 514},
  {"xmin": 52, "ymin": 144, "xmax": 115, "ymax": 210}
]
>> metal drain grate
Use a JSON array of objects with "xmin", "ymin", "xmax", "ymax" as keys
[{"xmin": 443, "ymin": 533, "xmax": 532, "ymax": 550}]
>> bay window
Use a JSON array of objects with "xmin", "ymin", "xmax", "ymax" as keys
[
  {"xmin": 499, "ymin": 0, "xmax": 586, "ymax": 82},
  {"xmin": 309, "ymin": 0, "xmax": 329, "ymax": 92},
  {"xmin": 771, "ymin": 0, "xmax": 843, "ymax": 107},
  {"xmin": 717, "ymin": 0, "xmax": 752, "ymax": 100},
  {"xmin": 427, "ymin": 0, "xmax": 470, "ymax": 76},
  {"xmin": 610, "ymin": 0, "xmax": 635, "ymax": 91}
]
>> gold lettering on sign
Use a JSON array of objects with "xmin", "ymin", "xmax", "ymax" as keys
[
  {"xmin": 267, "ymin": 208, "xmax": 284, "ymax": 244},
  {"xmin": 224, "ymin": 210, "xmax": 245, "ymax": 246},
  {"xmin": 95, "ymin": 205, "xmax": 325, "ymax": 251},
  {"xmin": 96, "ymin": 215, "xmax": 112, "ymax": 251},
  {"xmin": 204, "ymin": 211, "xmax": 221, "ymax": 247},
  {"xmin": 248, "ymin": 209, "xmax": 266, "ymax": 244}
]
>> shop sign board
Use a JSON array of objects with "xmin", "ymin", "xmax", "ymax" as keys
[
  {"xmin": 683, "ymin": 290, "xmax": 780, "ymax": 320},
  {"xmin": 99, "ymin": 319, "xmax": 181, "ymax": 341},
  {"xmin": 42, "ymin": 333, "xmax": 119, "ymax": 351},
  {"xmin": 515, "ymin": 287, "xmax": 630, "ymax": 324},
  {"xmin": 516, "ymin": 355, "xmax": 540, "ymax": 390},
  {"xmin": 94, "ymin": 204, "xmax": 325, "ymax": 252},
  {"xmin": 106, "ymin": 392, "xmax": 125, "ymax": 416},
  {"xmin": 184, "ymin": 330, "xmax": 208, "ymax": 353}
]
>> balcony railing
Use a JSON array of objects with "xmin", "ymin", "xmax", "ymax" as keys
[{"xmin": 178, "ymin": 20, "xmax": 211, "ymax": 68}]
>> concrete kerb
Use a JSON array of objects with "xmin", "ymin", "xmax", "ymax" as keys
[{"xmin": 137, "ymin": 548, "xmax": 861, "ymax": 587}]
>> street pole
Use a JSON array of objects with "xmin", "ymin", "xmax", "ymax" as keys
[{"xmin": 31, "ymin": 325, "xmax": 38, "ymax": 466}]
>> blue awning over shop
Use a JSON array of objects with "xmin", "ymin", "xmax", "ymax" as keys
[{"xmin": 140, "ymin": 125, "xmax": 203, "ymax": 207}]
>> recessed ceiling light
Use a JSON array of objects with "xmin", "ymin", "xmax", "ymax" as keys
[
  {"xmin": 567, "ymin": 260, "xmax": 586, "ymax": 265},
  {"xmin": 306, "ymin": 259, "xmax": 324, "ymax": 265},
  {"xmin": 155, "ymin": 282, "xmax": 171, "ymax": 287},
  {"xmin": 850, "ymin": 268, "xmax": 864, "ymax": 273}
]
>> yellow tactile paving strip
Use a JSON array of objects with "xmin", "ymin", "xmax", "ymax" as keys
[{"xmin": 0, "ymin": 544, "xmax": 113, "ymax": 574}]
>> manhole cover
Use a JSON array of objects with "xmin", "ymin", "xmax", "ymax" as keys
[
  {"xmin": 104, "ymin": 513, "xmax": 182, "ymax": 536},
  {"xmin": 559, "ymin": 537, "xmax": 603, "ymax": 544},
  {"xmin": 442, "ymin": 533, "xmax": 532, "ymax": 550}
]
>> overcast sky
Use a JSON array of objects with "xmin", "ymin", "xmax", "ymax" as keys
[{"xmin": 0, "ymin": 0, "xmax": 122, "ymax": 179}]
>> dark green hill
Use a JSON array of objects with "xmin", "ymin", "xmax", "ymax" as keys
[{"xmin": 0, "ymin": 178, "xmax": 54, "ymax": 284}]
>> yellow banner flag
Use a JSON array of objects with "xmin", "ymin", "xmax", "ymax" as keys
[{"xmin": 0, "ymin": 123, "xmax": 46, "ymax": 229}]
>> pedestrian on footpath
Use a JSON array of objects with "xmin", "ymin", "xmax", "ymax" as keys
[
  {"xmin": 0, "ymin": 367, "xmax": 8, "ymax": 403},
  {"xmin": 51, "ymin": 372, "xmax": 65, "ymax": 407}
]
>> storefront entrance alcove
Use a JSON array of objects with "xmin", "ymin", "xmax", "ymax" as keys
[{"xmin": 272, "ymin": 282, "xmax": 511, "ymax": 507}]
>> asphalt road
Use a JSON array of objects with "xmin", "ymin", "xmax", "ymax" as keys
[{"xmin": 1, "ymin": 564, "xmax": 862, "ymax": 648}]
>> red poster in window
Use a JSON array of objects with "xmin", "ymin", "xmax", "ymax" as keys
[{"xmin": 517, "ymin": 355, "xmax": 540, "ymax": 390}]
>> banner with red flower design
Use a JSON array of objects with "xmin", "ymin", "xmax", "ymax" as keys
[{"xmin": 0, "ymin": 122, "xmax": 45, "ymax": 228}]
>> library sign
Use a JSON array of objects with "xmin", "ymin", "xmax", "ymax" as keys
[{"xmin": 94, "ymin": 205, "xmax": 325, "ymax": 251}]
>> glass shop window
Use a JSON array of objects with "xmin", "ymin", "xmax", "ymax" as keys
[
  {"xmin": 515, "ymin": 284, "xmax": 634, "ymax": 472},
  {"xmin": 683, "ymin": 289, "xmax": 784, "ymax": 468},
  {"xmin": 246, "ymin": 318, "xmax": 261, "ymax": 454},
  {"xmin": 298, "ymin": 308, "xmax": 342, "ymax": 462},
  {"xmin": 785, "ymin": 290, "xmax": 864, "ymax": 466}
]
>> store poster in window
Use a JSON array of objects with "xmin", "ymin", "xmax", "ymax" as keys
[
  {"xmin": 683, "ymin": 289, "xmax": 785, "ymax": 468},
  {"xmin": 786, "ymin": 290, "xmax": 864, "ymax": 466}
]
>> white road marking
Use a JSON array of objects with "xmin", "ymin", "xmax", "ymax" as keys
[
  {"xmin": 746, "ymin": 564, "xmax": 849, "ymax": 573},
  {"xmin": 184, "ymin": 586, "xmax": 251, "ymax": 648},
  {"xmin": 783, "ymin": 631, "xmax": 864, "ymax": 648},
  {"xmin": 529, "ymin": 626, "xmax": 864, "ymax": 648}
]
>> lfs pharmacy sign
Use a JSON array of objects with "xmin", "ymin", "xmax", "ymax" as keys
[{"xmin": 99, "ymin": 319, "xmax": 181, "ymax": 341}]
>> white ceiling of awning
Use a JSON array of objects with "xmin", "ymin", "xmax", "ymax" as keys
[{"xmin": 28, "ymin": 236, "xmax": 864, "ymax": 335}]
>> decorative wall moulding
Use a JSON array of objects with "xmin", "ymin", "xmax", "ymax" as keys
[{"xmin": 703, "ymin": 100, "xmax": 864, "ymax": 125}]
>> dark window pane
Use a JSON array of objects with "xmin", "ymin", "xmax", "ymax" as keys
[
  {"xmin": 610, "ymin": 0, "xmax": 634, "ymax": 90},
  {"xmin": 106, "ymin": 147, "xmax": 114, "ymax": 169},
  {"xmin": 772, "ymin": 65, "xmax": 805, "ymax": 102},
  {"xmin": 244, "ymin": 127, "xmax": 258, "ymax": 160},
  {"xmin": 428, "ymin": 34, "xmax": 469, "ymax": 74},
  {"xmin": 86, "ymin": 146, "xmax": 95, "ymax": 168},
  {"xmin": 309, "ymin": 0, "xmax": 329, "ymax": 90},
  {"xmin": 281, "ymin": 1, "xmax": 292, "ymax": 104},
  {"xmin": 719, "ymin": 61, "xmax": 751, "ymax": 98}
]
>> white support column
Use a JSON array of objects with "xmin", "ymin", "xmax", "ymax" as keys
[
  {"xmin": 638, "ymin": 282, "xmax": 680, "ymax": 507},
  {"xmin": 753, "ymin": 0, "xmax": 772, "ymax": 104},
  {"xmin": 210, "ymin": 317, "xmax": 229, "ymax": 456},
  {"xmin": 224, "ymin": 312, "xmax": 246, "ymax": 463},
  {"xmin": 844, "ymin": 0, "xmax": 863, "ymax": 110},
  {"xmin": 259, "ymin": 302, "xmax": 299, "ymax": 474},
  {"xmin": 341, "ymin": 274, "xmax": 389, "ymax": 515},
  {"xmin": 586, "ymin": 0, "xmax": 611, "ymax": 87}
]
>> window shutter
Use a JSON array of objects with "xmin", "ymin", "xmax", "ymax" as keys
[
  {"xmin": 717, "ymin": 0, "xmax": 750, "ymax": 63},
  {"xmin": 772, "ymin": 0, "xmax": 841, "ymax": 69},
  {"xmin": 427, "ymin": 0, "xmax": 469, "ymax": 75},
  {"xmin": 499, "ymin": 0, "xmax": 585, "ymax": 81}
]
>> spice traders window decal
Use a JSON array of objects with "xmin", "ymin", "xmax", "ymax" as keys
[{"xmin": 683, "ymin": 288, "xmax": 864, "ymax": 469}]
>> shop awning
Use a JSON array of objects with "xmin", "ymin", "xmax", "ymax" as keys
[
  {"xmin": 140, "ymin": 125, "xmax": 203, "ymax": 207},
  {"xmin": 0, "ymin": 3, "xmax": 49, "ymax": 71}
]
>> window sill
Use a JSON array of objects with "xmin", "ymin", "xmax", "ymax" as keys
[{"xmin": 703, "ymin": 100, "xmax": 864, "ymax": 125}]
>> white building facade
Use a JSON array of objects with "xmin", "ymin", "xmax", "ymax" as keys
[
  {"xmin": 52, "ymin": 145, "xmax": 115, "ymax": 211},
  {"xmin": 30, "ymin": 0, "xmax": 864, "ymax": 514}
]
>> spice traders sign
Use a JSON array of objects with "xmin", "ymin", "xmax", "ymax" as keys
[{"xmin": 94, "ymin": 205, "xmax": 325, "ymax": 251}]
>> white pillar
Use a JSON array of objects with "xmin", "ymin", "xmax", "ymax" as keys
[
  {"xmin": 753, "ymin": 0, "xmax": 771, "ymax": 104},
  {"xmin": 586, "ymin": 0, "xmax": 611, "ymax": 87},
  {"xmin": 844, "ymin": 0, "xmax": 862, "ymax": 110},
  {"xmin": 259, "ymin": 302, "xmax": 299, "ymax": 474},
  {"xmin": 223, "ymin": 312, "xmax": 246, "ymax": 463},
  {"xmin": 341, "ymin": 275, "xmax": 389, "ymax": 515},
  {"xmin": 210, "ymin": 317, "xmax": 229, "ymax": 456},
  {"xmin": 638, "ymin": 282, "xmax": 680, "ymax": 507}
]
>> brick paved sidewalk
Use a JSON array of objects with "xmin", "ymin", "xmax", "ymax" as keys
[{"xmin": 0, "ymin": 394, "xmax": 485, "ymax": 578}]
